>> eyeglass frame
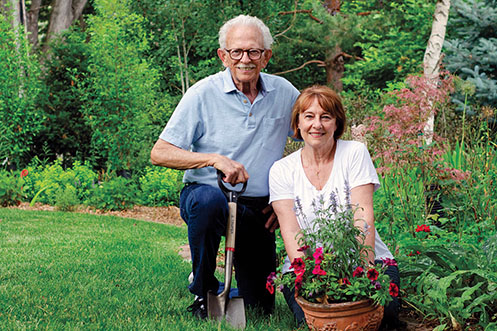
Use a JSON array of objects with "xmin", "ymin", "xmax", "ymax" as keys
[{"xmin": 224, "ymin": 48, "xmax": 266, "ymax": 60}]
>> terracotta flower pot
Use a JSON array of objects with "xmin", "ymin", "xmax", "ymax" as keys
[{"xmin": 296, "ymin": 296, "xmax": 384, "ymax": 331}]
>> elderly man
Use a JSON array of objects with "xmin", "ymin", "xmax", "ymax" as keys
[{"xmin": 150, "ymin": 15, "xmax": 299, "ymax": 318}]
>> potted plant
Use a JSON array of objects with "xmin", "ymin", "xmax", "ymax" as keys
[{"xmin": 266, "ymin": 191, "xmax": 398, "ymax": 330}]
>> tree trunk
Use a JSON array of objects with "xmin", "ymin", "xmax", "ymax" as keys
[
  {"xmin": 26, "ymin": 0, "xmax": 41, "ymax": 48},
  {"xmin": 325, "ymin": 45, "xmax": 345, "ymax": 92},
  {"xmin": 423, "ymin": 0, "xmax": 451, "ymax": 144},
  {"xmin": 42, "ymin": 0, "xmax": 87, "ymax": 52},
  {"xmin": 322, "ymin": 0, "xmax": 341, "ymax": 15},
  {"xmin": 1, "ymin": 0, "xmax": 26, "ymax": 31}
]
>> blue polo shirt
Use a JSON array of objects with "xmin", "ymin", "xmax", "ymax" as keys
[{"xmin": 160, "ymin": 68, "xmax": 299, "ymax": 197}]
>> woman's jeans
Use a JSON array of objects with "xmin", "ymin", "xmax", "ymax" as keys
[
  {"xmin": 282, "ymin": 261, "xmax": 401, "ymax": 328},
  {"xmin": 179, "ymin": 183, "xmax": 276, "ymax": 315}
]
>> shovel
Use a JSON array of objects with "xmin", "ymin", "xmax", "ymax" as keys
[{"xmin": 207, "ymin": 171, "xmax": 247, "ymax": 329}]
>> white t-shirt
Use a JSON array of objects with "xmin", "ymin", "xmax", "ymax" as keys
[{"xmin": 269, "ymin": 140, "xmax": 393, "ymax": 272}]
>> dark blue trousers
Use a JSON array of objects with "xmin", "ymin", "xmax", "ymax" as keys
[{"xmin": 179, "ymin": 183, "xmax": 276, "ymax": 315}]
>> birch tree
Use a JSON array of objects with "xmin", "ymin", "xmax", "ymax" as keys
[{"xmin": 423, "ymin": 0, "xmax": 451, "ymax": 144}]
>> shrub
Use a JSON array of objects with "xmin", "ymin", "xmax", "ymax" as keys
[
  {"xmin": 0, "ymin": 170, "xmax": 23, "ymax": 206},
  {"xmin": 22, "ymin": 160, "xmax": 98, "ymax": 205},
  {"xmin": 86, "ymin": 177, "xmax": 138, "ymax": 211},
  {"xmin": 79, "ymin": 0, "xmax": 160, "ymax": 172},
  {"xmin": 0, "ymin": 10, "xmax": 44, "ymax": 168},
  {"xmin": 139, "ymin": 167, "xmax": 183, "ymax": 206},
  {"xmin": 55, "ymin": 185, "xmax": 80, "ymax": 212}
]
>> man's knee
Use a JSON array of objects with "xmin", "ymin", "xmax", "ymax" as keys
[{"xmin": 181, "ymin": 184, "xmax": 227, "ymax": 226}]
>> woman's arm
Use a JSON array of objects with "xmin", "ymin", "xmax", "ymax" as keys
[
  {"xmin": 350, "ymin": 183, "xmax": 376, "ymax": 265},
  {"xmin": 272, "ymin": 199, "xmax": 304, "ymax": 262}
]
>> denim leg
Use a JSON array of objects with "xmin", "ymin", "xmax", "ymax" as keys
[
  {"xmin": 282, "ymin": 285, "xmax": 305, "ymax": 326},
  {"xmin": 233, "ymin": 201, "xmax": 276, "ymax": 315},
  {"xmin": 180, "ymin": 184, "xmax": 228, "ymax": 298}
]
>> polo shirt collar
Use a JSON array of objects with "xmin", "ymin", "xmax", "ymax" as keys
[{"xmin": 222, "ymin": 68, "xmax": 275, "ymax": 95}]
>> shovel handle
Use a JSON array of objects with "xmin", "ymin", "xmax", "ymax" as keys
[{"xmin": 217, "ymin": 171, "xmax": 247, "ymax": 203}]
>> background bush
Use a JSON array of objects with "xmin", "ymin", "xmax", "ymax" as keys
[
  {"xmin": 139, "ymin": 167, "xmax": 183, "ymax": 207},
  {"xmin": 0, "ymin": 171, "xmax": 23, "ymax": 207}
]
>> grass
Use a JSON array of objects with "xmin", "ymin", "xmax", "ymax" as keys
[{"xmin": 0, "ymin": 209, "xmax": 296, "ymax": 330}]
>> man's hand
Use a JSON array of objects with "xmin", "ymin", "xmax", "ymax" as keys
[
  {"xmin": 263, "ymin": 204, "xmax": 279, "ymax": 233},
  {"xmin": 212, "ymin": 154, "xmax": 249, "ymax": 186}
]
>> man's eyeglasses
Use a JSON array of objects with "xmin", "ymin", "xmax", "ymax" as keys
[{"xmin": 224, "ymin": 48, "xmax": 265, "ymax": 60}]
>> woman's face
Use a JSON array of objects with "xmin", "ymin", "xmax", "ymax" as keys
[{"xmin": 298, "ymin": 98, "xmax": 337, "ymax": 149}]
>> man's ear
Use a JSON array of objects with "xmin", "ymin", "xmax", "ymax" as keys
[
  {"xmin": 217, "ymin": 48, "xmax": 229, "ymax": 67},
  {"xmin": 262, "ymin": 49, "xmax": 272, "ymax": 68}
]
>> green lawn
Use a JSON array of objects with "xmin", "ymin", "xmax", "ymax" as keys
[{"xmin": 0, "ymin": 209, "xmax": 295, "ymax": 330}]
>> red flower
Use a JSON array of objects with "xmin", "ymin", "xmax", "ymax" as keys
[
  {"xmin": 297, "ymin": 245, "xmax": 310, "ymax": 252},
  {"xmin": 415, "ymin": 224, "xmax": 431, "ymax": 233},
  {"xmin": 366, "ymin": 268, "xmax": 379, "ymax": 281},
  {"xmin": 389, "ymin": 283, "xmax": 399, "ymax": 297},
  {"xmin": 312, "ymin": 264, "xmax": 326, "ymax": 276},
  {"xmin": 313, "ymin": 247, "xmax": 324, "ymax": 264},
  {"xmin": 20, "ymin": 169, "xmax": 28, "ymax": 178},
  {"xmin": 266, "ymin": 281, "xmax": 274, "ymax": 294},
  {"xmin": 291, "ymin": 258, "xmax": 306, "ymax": 276},
  {"xmin": 295, "ymin": 274, "xmax": 303, "ymax": 290},
  {"xmin": 352, "ymin": 266, "xmax": 364, "ymax": 277},
  {"xmin": 339, "ymin": 278, "xmax": 351, "ymax": 286}
]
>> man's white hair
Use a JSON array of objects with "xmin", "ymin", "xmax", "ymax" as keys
[{"xmin": 218, "ymin": 15, "xmax": 274, "ymax": 49}]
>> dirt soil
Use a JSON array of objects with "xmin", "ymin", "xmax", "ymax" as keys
[{"xmin": 10, "ymin": 202, "xmax": 435, "ymax": 330}]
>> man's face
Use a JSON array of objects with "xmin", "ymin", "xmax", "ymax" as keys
[{"xmin": 217, "ymin": 25, "xmax": 272, "ymax": 88}]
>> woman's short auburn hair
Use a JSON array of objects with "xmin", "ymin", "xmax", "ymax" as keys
[{"xmin": 291, "ymin": 85, "xmax": 346, "ymax": 140}]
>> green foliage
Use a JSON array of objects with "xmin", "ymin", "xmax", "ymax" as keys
[
  {"xmin": 0, "ymin": 170, "xmax": 23, "ymax": 206},
  {"xmin": 79, "ymin": 0, "xmax": 160, "ymax": 171},
  {"xmin": 444, "ymin": 0, "xmax": 497, "ymax": 112},
  {"xmin": 139, "ymin": 167, "xmax": 183, "ymax": 206},
  {"xmin": 35, "ymin": 28, "xmax": 92, "ymax": 166},
  {"xmin": 22, "ymin": 160, "xmax": 98, "ymax": 205},
  {"xmin": 342, "ymin": 0, "xmax": 434, "ymax": 94},
  {"xmin": 398, "ymin": 235, "xmax": 497, "ymax": 329},
  {"xmin": 54, "ymin": 185, "xmax": 80, "ymax": 212},
  {"xmin": 87, "ymin": 177, "xmax": 138, "ymax": 211},
  {"xmin": 0, "ymin": 11, "xmax": 44, "ymax": 168}
]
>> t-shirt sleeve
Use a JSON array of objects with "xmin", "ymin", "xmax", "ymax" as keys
[
  {"xmin": 159, "ymin": 88, "xmax": 203, "ymax": 150},
  {"xmin": 269, "ymin": 159, "xmax": 295, "ymax": 203},
  {"xmin": 348, "ymin": 143, "xmax": 380, "ymax": 192}
]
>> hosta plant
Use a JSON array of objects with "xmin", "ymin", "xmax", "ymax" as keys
[{"xmin": 267, "ymin": 190, "xmax": 396, "ymax": 306}]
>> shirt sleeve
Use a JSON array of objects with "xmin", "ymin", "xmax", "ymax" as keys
[
  {"xmin": 348, "ymin": 142, "xmax": 380, "ymax": 192},
  {"xmin": 269, "ymin": 158, "xmax": 295, "ymax": 203},
  {"xmin": 159, "ymin": 88, "xmax": 204, "ymax": 150}
]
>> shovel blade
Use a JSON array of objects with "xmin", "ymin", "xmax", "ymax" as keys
[
  {"xmin": 207, "ymin": 292, "xmax": 246, "ymax": 329},
  {"xmin": 207, "ymin": 291, "xmax": 226, "ymax": 321},
  {"xmin": 226, "ymin": 297, "xmax": 246, "ymax": 329}
]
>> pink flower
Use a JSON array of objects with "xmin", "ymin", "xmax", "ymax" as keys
[
  {"xmin": 352, "ymin": 266, "xmax": 364, "ymax": 277},
  {"xmin": 389, "ymin": 283, "xmax": 399, "ymax": 297},
  {"xmin": 291, "ymin": 258, "xmax": 306, "ymax": 276},
  {"xmin": 20, "ymin": 169, "xmax": 28, "ymax": 178},
  {"xmin": 366, "ymin": 268, "xmax": 379, "ymax": 281},
  {"xmin": 381, "ymin": 258, "xmax": 398, "ymax": 267},
  {"xmin": 313, "ymin": 247, "xmax": 324, "ymax": 265},
  {"xmin": 312, "ymin": 264, "xmax": 326, "ymax": 276}
]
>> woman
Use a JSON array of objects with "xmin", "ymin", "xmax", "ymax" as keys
[{"xmin": 269, "ymin": 85, "xmax": 400, "ymax": 329}]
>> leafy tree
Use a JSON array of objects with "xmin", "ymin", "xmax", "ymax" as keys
[
  {"xmin": 444, "ymin": 0, "xmax": 497, "ymax": 113},
  {"xmin": 33, "ymin": 28, "xmax": 93, "ymax": 167},
  {"xmin": 78, "ymin": 0, "xmax": 160, "ymax": 172},
  {"xmin": 0, "ymin": 9, "xmax": 44, "ymax": 168}
]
